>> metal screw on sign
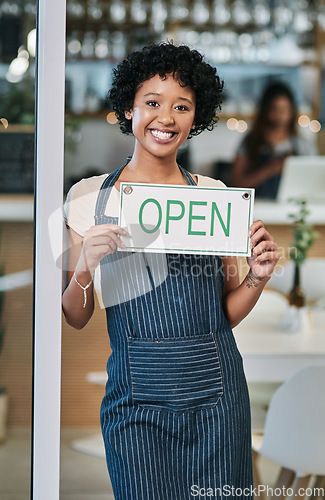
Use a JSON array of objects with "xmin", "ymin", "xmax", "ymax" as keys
[
  {"xmin": 242, "ymin": 191, "xmax": 251, "ymax": 200},
  {"xmin": 123, "ymin": 185, "xmax": 133, "ymax": 194}
]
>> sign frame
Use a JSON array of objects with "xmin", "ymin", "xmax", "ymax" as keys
[{"xmin": 119, "ymin": 182, "xmax": 255, "ymax": 257}]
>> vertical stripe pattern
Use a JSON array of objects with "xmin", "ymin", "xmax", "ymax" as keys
[{"xmin": 95, "ymin": 162, "xmax": 253, "ymax": 499}]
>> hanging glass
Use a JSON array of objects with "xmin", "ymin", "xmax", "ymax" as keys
[
  {"xmin": 170, "ymin": 0, "xmax": 189, "ymax": 22},
  {"xmin": 232, "ymin": 0, "xmax": 251, "ymax": 27},
  {"xmin": 130, "ymin": 0, "xmax": 147, "ymax": 24},
  {"xmin": 110, "ymin": 0, "xmax": 127, "ymax": 23},
  {"xmin": 212, "ymin": 0, "xmax": 231, "ymax": 26},
  {"xmin": 191, "ymin": 0, "xmax": 210, "ymax": 25}
]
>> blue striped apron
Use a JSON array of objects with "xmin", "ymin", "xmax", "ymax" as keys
[{"xmin": 95, "ymin": 161, "xmax": 253, "ymax": 499}]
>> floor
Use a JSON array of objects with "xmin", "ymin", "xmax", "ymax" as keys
[{"xmin": 0, "ymin": 383, "xmax": 282, "ymax": 499}]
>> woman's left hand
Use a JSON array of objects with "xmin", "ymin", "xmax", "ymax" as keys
[{"xmin": 247, "ymin": 220, "xmax": 280, "ymax": 279}]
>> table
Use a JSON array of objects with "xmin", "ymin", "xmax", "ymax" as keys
[{"xmin": 234, "ymin": 290, "xmax": 325, "ymax": 383}]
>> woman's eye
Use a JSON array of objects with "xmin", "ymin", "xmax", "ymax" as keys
[
  {"xmin": 147, "ymin": 101, "xmax": 158, "ymax": 107},
  {"xmin": 176, "ymin": 105, "xmax": 189, "ymax": 111}
]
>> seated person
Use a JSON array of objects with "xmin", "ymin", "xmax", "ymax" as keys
[{"xmin": 231, "ymin": 82, "xmax": 317, "ymax": 199}]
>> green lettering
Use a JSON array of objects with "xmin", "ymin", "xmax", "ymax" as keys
[
  {"xmin": 188, "ymin": 201, "xmax": 207, "ymax": 236},
  {"xmin": 165, "ymin": 200, "xmax": 185, "ymax": 234},
  {"xmin": 210, "ymin": 202, "xmax": 231, "ymax": 237},
  {"xmin": 139, "ymin": 198, "xmax": 162, "ymax": 233}
]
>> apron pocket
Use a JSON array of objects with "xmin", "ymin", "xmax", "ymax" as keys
[{"xmin": 127, "ymin": 332, "xmax": 223, "ymax": 413}]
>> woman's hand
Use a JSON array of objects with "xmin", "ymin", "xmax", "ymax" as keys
[
  {"xmin": 247, "ymin": 220, "xmax": 280, "ymax": 280},
  {"xmin": 76, "ymin": 223, "xmax": 129, "ymax": 276}
]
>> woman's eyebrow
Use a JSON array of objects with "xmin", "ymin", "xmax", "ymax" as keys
[
  {"xmin": 178, "ymin": 97, "xmax": 194, "ymax": 105},
  {"xmin": 143, "ymin": 92, "xmax": 194, "ymax": 105}
]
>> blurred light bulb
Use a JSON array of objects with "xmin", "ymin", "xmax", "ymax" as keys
[
  {"xmin": 9, "ymin": 57, "xmax": 29, "ymax": 76},
  {"xmin": 227, "ymin": 118, "xmax": 238, "ymax": 130},
  {"xmin": 27, "ymin": 29, "xmax": 37, "ymax": 57},
  {"xmin": 309, "ymin": 120, "xmax": 321, "ymax": 133},
  {"xmin": 68, "ymin": 40, "xmax": 82, "ymax": 55},
  {"xmin": 106, "ymin": 112, "xmax": 118, "ymax": 125},
  {"xmin": 18, "ymin": 48, "xmax": 30, "ymax": 60},
  {"xmin": 237, "ymin": 120, "xmax": 247, "ymax": 133},
  {"xmin": 298, "ymin": 115, "xmax": 310, "ymax": 127}
]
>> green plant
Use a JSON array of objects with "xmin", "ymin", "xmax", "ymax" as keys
[{"xmin": 288, "ymin": 199, "xmax": 319, "ymax": 266}]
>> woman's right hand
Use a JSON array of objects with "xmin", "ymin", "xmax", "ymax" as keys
[{"xmin": 75, "ymin": 223, "xmax": 129, "ymax": 276}]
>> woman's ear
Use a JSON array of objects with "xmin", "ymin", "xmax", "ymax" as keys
[{"xmin": 125, "ymin": 110, "xmax": 133, "ymax": 120}]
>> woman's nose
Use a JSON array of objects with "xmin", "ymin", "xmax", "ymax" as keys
[{"xmin": 157, "ymin": 108, "xmax": 175, "ymax": 125}]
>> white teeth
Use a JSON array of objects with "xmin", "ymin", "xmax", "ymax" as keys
[{"xmin": 151, "ymin": 130, "xmax": 173, "ymax": 140}]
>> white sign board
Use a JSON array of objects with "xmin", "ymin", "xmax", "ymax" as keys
[{"xmin": 118, "ymin": 183, "xmax": 255, "ymax": 256}]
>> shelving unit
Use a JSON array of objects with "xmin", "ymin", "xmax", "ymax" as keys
[{"xmin": 63, "ymin": 0, "xmax": 325, "ymax": 119}]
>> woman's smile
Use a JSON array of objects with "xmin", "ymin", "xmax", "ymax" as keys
[{"xmin": 149, "ymin": 128, "xmax": 177, "ymax": 143}]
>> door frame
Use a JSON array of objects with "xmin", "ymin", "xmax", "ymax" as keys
[{"xmin": 32, "ymin": 0, "xmax": 66, "ymax": 498}]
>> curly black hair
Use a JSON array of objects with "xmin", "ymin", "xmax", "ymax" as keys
[{"xmin": 109, "ymin": 42, "xmax": 224, "ymax": 138}]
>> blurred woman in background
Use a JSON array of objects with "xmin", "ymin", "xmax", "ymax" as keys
[{"xmin": 231, "ymin": 82, "xmax": 317, "ymax": 199}]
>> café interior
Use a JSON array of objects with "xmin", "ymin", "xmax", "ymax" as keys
[{"xmin": 0, "ymin": 0, "xmax": 325, "ymax": 498}]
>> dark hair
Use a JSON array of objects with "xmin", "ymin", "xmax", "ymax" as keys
[
  {"xmin": 254, "ymin": 82, "xmax": 297, "ymax": 136},
  {"xmin": 109, "ymin": 42, "xmax": 224, "ymax": 138},
  {"xmin": 245, "ymin": 82, "xmax": 298, "ymax": 165}
]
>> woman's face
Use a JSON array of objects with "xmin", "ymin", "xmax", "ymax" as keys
[
  {"xmin": 267, "ymin": 95, "xmax": 294, "ymax": 128},
  {"xmin": 127, "ymin": 73, "xmax": 196, "ymax": 161}
]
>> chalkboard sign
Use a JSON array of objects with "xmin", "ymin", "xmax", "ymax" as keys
[{"xmin": 0, "ymin": 133, "xmax": 34, "ymax": 193}]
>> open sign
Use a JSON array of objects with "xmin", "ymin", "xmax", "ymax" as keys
[{"xmin": 118, "ymin": 183, "xmax": 254, "ymax": 256}]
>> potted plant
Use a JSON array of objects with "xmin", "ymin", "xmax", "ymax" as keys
[
  {"xmin": 288, "ymin": 199, "xmax": 319, "ymax": 308},
  {"xmin": 0, "ymin": 227, "xmax": 8, "ymax": 443}
]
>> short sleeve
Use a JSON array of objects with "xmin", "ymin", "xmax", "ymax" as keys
[
  {"xmin": 63, "ymin": 174, "xmax": 108, "ymax": 237},
  {"xmin": 196, "ymin": 174, "xmax": 227, "ymax": 188}
]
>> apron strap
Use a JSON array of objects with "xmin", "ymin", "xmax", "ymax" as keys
[
  {"xmin": 178, "ymin": 164, "xmax": 197, "ymax": 186},
  {"xmin": 94, "ymin": 157, "xmax": 131, "ymax": 224},
  {"xmin": 94, "ymin": 158, "xmax": 196, "ymax": 224}
]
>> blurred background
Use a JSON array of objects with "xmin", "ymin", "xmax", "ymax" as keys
[{"xmin": 0, "ymin": 1, "xmax": 325, "ymax": 498}]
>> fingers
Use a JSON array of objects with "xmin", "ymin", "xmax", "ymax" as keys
[
  {"xmin": 89, "ymin": 233, "xmax": 126, "ymax": 250},
  {"xmin": 248, "ymin": 220, "xmax": 280, "ymax": 277},
  {"xmin": 249, "ymin": 220, "xmax": 274, "ymax": 247},
  {"xmin": 81, "ymin": 224, "xmax": 130, "ymax": 272},
  {"xmin": 251, "ymin": 239, "xmax": 278, "ymax": 257},
  {"xmin": 254, "ymin": 251, "xmax": 280, "ymax": 264},
  {"xmin": 249, "ymin": 219, "xmax": 264, "ymax": 237},
  {"xmin": 84, "ymin": 224, "xmax": 130, "ymax": 249},
  {"xmin": 86, "ymin": 223, "xmax": 129, "ymax": 237}
]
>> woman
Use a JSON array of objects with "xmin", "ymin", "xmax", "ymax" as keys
[
  {"xmin": 231, "ymin": 82, "xmax": 317, "ymax": 199},
  {"xmin": 62, "ymin": 42, "xmax": 279, "ymax": 499}
]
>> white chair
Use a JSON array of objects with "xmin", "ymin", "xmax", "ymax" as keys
[
  {"xmin": 268, "ymin": 258, "xmax": 325, "ymax": 307},
  {"xmin": 252, "ymin": 366, "xmax": 325, "ymax": 499},
  {"xmin": 71, "ymin": 372, "xmax": 107, "ymax": 459}
]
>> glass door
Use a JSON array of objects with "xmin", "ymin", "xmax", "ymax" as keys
[{"xmin": 0, "ymin": 1, "xmax": 36, "ymax": 498}]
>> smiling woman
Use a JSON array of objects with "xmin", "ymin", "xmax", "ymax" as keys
[{"xmin": 62, "ymin": 41, "xmax": 280, "ymax": 500}]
